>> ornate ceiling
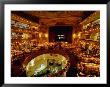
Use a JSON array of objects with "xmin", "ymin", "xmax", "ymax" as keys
[
  {"xmin": 12, "ymin": 11, "xmax": 94, "ymax": 26},
  {"xmin": 24, "ymin": 11, "xmax": 84, "ymax": 18},
  {"xmin": 11, "ymin": 11, "xmax": 95, "ymax": 33},
  {"xmin": 24, "ymin": 11, "xmax": 84, "ymax": 26}
]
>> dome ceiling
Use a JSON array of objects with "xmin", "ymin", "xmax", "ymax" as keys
[
  {"xmin": 11, "ymin": 11, "xmax": 94, "ymax": 33},
  {"xmin": 12, "ymin": 11, "xmax": 94, "ymax": 26},
  {"xmin": 24, "ymin": 11, "xmax": 94, "ymax": 26}
]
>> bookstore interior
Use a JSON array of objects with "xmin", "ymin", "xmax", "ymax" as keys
[{"xmin": 11, "ymin": 11, "xmax": 100, "ymax": 77}]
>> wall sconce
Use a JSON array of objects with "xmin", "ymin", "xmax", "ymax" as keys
[
  {"xmin": 78, "ymin": 32, "xmax": 81, "ymax": 38},
  {"xmin": 39, "ymin": 33, "xmax": 42, "ymax": 38},
  {"xmin": 73, "ymin": 34, "xmax": 76, "ymax": 39},
  {"xmin": 45, "ymin": 33, "xmax": 48, "ymax": 38}
]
